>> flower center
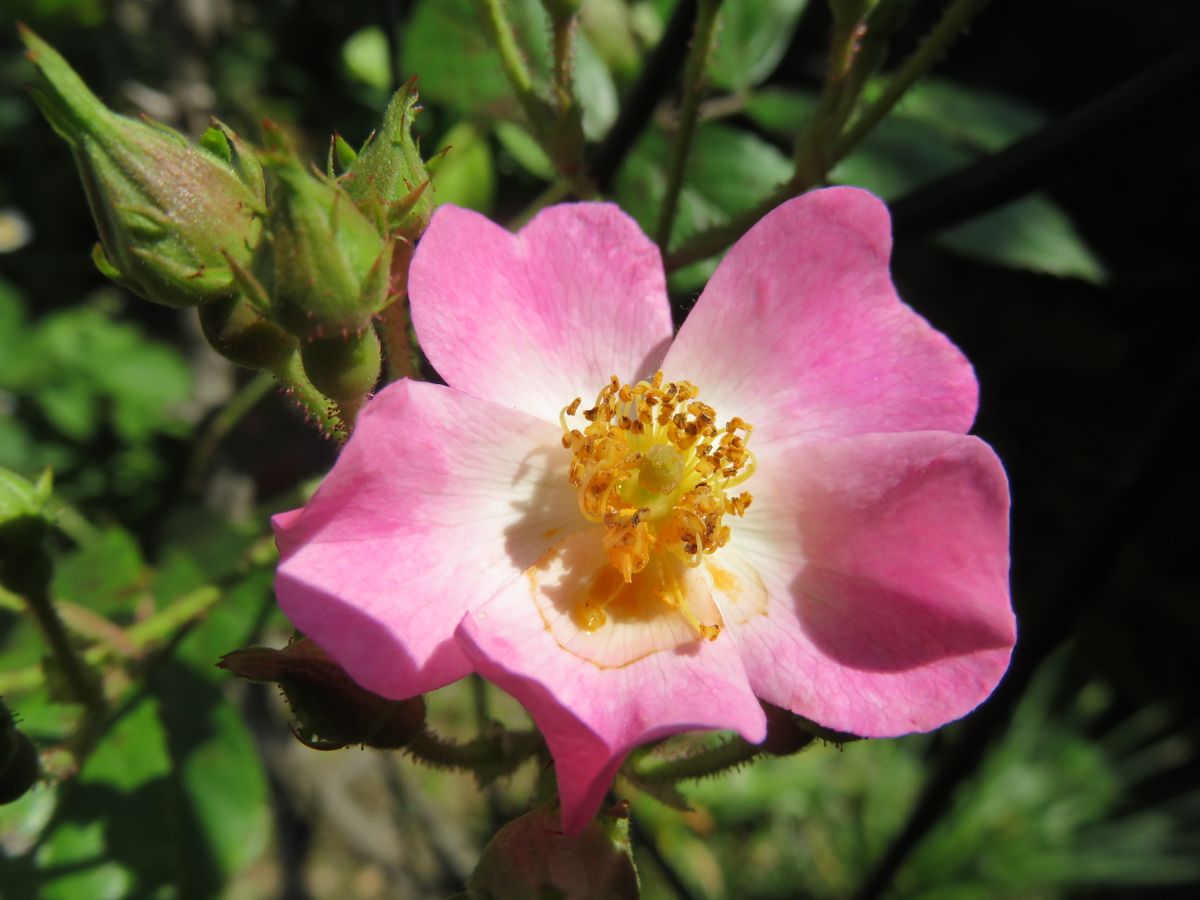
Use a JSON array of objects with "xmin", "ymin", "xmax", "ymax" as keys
[{"xmin": 559, "ymin": 371, "xmax": 755, "ymax": 641}]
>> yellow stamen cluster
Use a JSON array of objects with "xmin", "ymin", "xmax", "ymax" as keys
[{"xmin": 559, "ymin": 372, "xmax": 755, "ymax": 639}]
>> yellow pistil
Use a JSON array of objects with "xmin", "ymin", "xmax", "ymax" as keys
[{"xmin": 559, "ymin": 371, "xmax": 755, "ymax": 641}]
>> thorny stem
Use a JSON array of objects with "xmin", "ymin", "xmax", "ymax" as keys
[
  {"xmin": 474, "ymin": 0, "xmax": 591, "ymax": 195},
  {"xmin": 665, "ymin": 0, "xmax": 993, "ymax": 270},
  {"xmin": 405, "ymin": 727, "xmax": 544, "ymax": 781},
  {"xmin": 792, "ymin": 0, "xmax": 906, "ymax": 189},
  {"xmin": 835, "ymin": 0, "xmax": 994, "ymax": 161},
  {"xmin": 474, "ymin": 0, "xmax": 544, "ymax": 134},
  {"xmin": 549, "ymin": 9, "xmax": 576, "ymax": 114},
  {"xmin": 376, "ymin": 298, "xmax": 415, "ymax": 383},
  {"xmin": 271, "ymin": 352, "xmax": 345, "ymax": 441},
  {"xmin": 21, "ymin": 585, "xmax": 107, "ymax": 750},
  {"xmin": 633, "ymin": 735, "xmax": 762, "ymax": 783},
  {"xmin": 656, "ymin": 0, "xmax": 724, "ymax": 250},
  {"xmin": 377, "ymin": 238, "xmax": 416, "ymax": 384}
]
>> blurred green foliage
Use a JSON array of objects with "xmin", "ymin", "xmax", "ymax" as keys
[{"xmin": 634, "ymin": 670, "xmax": 1200, "ymax": 898}]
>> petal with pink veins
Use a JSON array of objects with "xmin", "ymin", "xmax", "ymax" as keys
[
  {"xmin": 457, "ymin": 530, "xmax": 767, "ymax": 835},
  {"xmin": 663, "ymin": 187, "xmax": 979, "ymax": 447},
  {"xmin": 273, "ymin": 379, "xmax": 580, "ymax": 700},
  {"xmin": 712, "ymin": 430, "xmax": 1014, "ymax": 737},
  {"xmin": 409, "ymin": 203, "xmax": 674, "ymax": 423}
]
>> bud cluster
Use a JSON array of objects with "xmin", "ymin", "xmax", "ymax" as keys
[{"xmin": 20, "ymin": 27, "xmax": 438, "ymax": 431}]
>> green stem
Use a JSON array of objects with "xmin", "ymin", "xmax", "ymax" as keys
[
  {"xmin": 665, "ymin": 0, "xmax": 992, "ymax": 271},
  {"xmin": 474, "ymin": 0, "xmax": 545, "ymax": 131},
  {"xmin": 550, "ymin": 11, "xmax": 576, "ymax": 113},
  {"xmin": 835, "ymin": 0, "xmax": 993, "ymax": 160},
  {"xmin": 405, "ymin": 727, "xmax": 543, "ymax": 781},
  {"xmin": 633, "ymin": 736, "xmax": 762, "ymax": 783},
  {"xmin": 43, "ymin": 495, "xmax": 100, "ymax": 547},
  {"xmin": 0, "ymin": 586, "xmax": 222, "ymax": 695},
  {"xmin": 186, "ymin": 370, "xmax": 275, "ymax": 487},
  {"xmin": 271, "ymin": 351, "xmax": 345, "ymax": 442},
  {"xmin": 656, "ymin": 0, "xmax": 723, "ymax": 250},
  {"xmin": 376, "ymin": 296, "xmax": 415, "ymax": 384},
  {"xmin": 507, "ymin": 180, "xmax": 574, "ymax": 229},
  {"xmin": 22, "ymin": 587, "xmax": 107, "ymax": 740}
]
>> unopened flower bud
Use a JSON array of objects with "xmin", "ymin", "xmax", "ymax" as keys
[
  {"xmin": 198, "ymin": 294, "xmax": 296, "ymax": 371},
  {"xmin": 236, "ymin": 124, "xmax": 395, "ymax": 341},
  {"xmin": 20, "ymin": 27, "xmax": 264, "ymax": 308},
  {"xmin": 759, "ymin": 701, "xmax": 816, "ymax": 756},
  {"xmin": 340, "ymin": 80, "xmax": 436, "ymax": 239},
  {"xmin": 219, "ymin": 637, "xmax": 425, "ymax": 750},
  {"xmin": 468, "ymin": 807, "xmax": 639, "ymax": 899},
  {"xmin": 0, "ymin": 467, "xmax": 53, "ymax": 598},
  {"xmin": 0, "ymin": 702, "xmax": 40, "ymax": 805}
]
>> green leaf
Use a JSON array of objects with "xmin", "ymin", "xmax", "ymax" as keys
[
  {"xmin": 892, "ymin": 78, "xmax": 1043, "ymax": 153},
  {"xmin": 615, "ymin": 123, "xmax": 791, "ymax": 290},
  {"xmin": 433, "ymin": 122, "xmax": 497, "ymax": 212},
  {"xmin": 940, "ymin": 197, "xmax": 1107, "ymax": 284},
  {"xmin": 34, "ymin": 381, "xmax": 99, "ymax": 442},
  {"xmin": 574, "ymin": 30, "xmax": 619, "ymax": 139},
  {"xmin": 158, "ymin": 664, "xmax": 271, "ymax": 877},
  {"xmin": 343, "ymin": 25, "xmax": 392, "ymax": 92},
  {"xmin": 743, "ymin": 86, "xmax": 819, "ymax": 139},
  {"xmin": 403, "ymin": 0, "xmax": 544, "ymax": 117},
  {"xmin": 494, "ymin": 120, "xmax": 556, "ymax": 179},
  {"xmin": 709, "ymin": 0, "xmax": 812, "ymax": 92},
  {"xmin": 170, "ymin": 568, "xmax": 273, "ymax": 675},
  {"xmin": 403, "ymin": 0, "xmax": 617, "ymax": 138},
  {"xmin": 818, "ymin": 88, "xmax": 1106, "ymax": 283},
  {"xmin": 20, "ymin": 300, "xmax": 192, "ymax": 444},
  {"xmin": 80, "ymin": 695, "xmax": 172, "ymax": 791},
  {"xmin": 52, "ymin": 527, "xmax": 144, "ymax": 616}
]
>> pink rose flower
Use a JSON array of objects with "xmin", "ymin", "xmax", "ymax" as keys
[{"xmin": 273, "ymin": 187, "xmax": 1015, "ymax": 834}]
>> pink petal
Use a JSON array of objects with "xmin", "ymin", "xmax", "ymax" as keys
[
  {"xmin": 456, "ymin": 532, "xmax": 767, "ymax": 834},
  {"xmin": 663, "ymin": 187, "xmax": 979, "ymax": 446},
  {"xmin": 715, "ymin": 431, "xmax": 1013, "ymax": 737},
  {"xmin": 273, "ymin": 379, "xmax": 579, "ymax": 700},
  {"xmin": 409, "ymin": 203, "xmax": 674, "ymax": 423}
]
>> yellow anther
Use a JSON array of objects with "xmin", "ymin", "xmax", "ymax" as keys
[{"xmin": 559, "ymin": 372, "xmax": 756, "ymax": 640}]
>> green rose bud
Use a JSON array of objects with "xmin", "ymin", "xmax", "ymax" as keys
[
  {"xmin": 232, "ymin": 124, "xmax": 395, "ymax": 341},
  {"xmin": 19, "ymin": 26, "xmax": 264, "ymax": 309},
  {"xmin": 340, "ymin": 80, "xmax": 436, "ymax": 239}
]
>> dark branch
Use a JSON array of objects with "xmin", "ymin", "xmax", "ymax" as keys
[
  {"xmin": 892, "ymin": 38, "xmax": 1200, "ymax": 240},
  {"xmin": 589, "ymin": 0, "xmax": 698, "ymax": 192}
]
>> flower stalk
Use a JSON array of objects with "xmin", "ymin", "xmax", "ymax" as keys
[
  {"xmin": 665, "ymin": 0, "xmax": 994, "ymax": 271},
  {"xmin": 632, "ymin": 735, "xmax": 763, "ymax": 783},
  {"xmin": 834, "ymin": 0, "xmax": 994, "ymax": 161},
  {"xmin": 271, "ymin": 352, "xmax": 346, "ymax": 441},
  {"xmin": 656, "ymin": 0, "xmax": 724, "ymax": 250},
  {"xmin": 405, "ymin": 726, "xmax": 544, "ymax": 783},
  {"xmin": 474, "ymin": 0, "xmax": 589, "ymax": 192}
]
